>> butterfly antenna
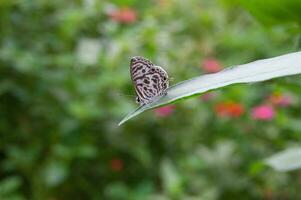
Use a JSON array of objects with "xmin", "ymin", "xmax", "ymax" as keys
[{"xmin": 169, "ymin": 77, "xmax": 175, "ymax": 82}]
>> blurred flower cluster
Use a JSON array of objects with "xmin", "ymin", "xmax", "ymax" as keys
[
  {"xmin": 107, "ymin": 7, "xmax": 137, "ymax": 24},
  {"xmin": 214, "ymin": 102, "xmax": 244, "ymax": 118}
]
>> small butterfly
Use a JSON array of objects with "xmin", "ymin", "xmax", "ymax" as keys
[{"xmin": 130, "ymin": 56, "xmax": 169, "ymax": 105}]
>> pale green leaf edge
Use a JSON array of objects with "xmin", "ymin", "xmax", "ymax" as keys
[
  {"xmin": 119, "ymin": 51, "xmax": 301, "ymax": 126},
  {"xmin": 265, "ymin": 147, "xmax": 301, "ymax": 172}
]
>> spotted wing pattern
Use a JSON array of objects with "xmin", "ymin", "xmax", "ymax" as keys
[{"xmin": 130, "ymin": 56, "xmax": 169, "ymax": 105}]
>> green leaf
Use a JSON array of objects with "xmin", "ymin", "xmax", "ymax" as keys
[
  {"xmin": 265, "ymin": 147, "xmax": 301, "ymax": 171},
  {"xmin": 43, "ymin": 161, "xmax": 68, "ymax": 187},
  {"xmin": 160, "ymin": 159, "xmax": 182, "ymax": 197},
  {"xmin": 237, "ymin": 0, "xmax": 301, "ymax": 25},
  {"xmin": 0, "ymin": 176, "xmax": 22, "ymax": 195},
  {"xmin": 119, "ymin": 51, "xmax": 301, "ymax": 125}
]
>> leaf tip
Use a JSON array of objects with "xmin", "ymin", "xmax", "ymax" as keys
[{"xmin": 118, "ymin": 120, "xmax": 125, "ymax": 126}]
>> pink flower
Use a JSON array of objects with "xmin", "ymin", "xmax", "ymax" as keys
[
  {"xmin": 202, "ymin": 58, "xmax": 222, "ymax": 73},
  {"xmin": 251, "ymin": 105, "xmax": 275, "ymax": 121},
  {"xmin": 200, "ymin": 92, "xmax": 217, "ymax": 101},
  {"xmin": 154, "ymin": 105, "xmax": 175, "ymax": 117},
  {"xmin": 110, "ymin": 158, "xmax": 124, "ymax": 172},
  {"xmin": 108, "ymin": 8, "xmax": 137, "ymax": 24},
  {"xmin": 268, "ymin": 93, "xmax": 293, "ymax": 107},
  {"xmin": 214, "ymin": 102, "xmax": 245, "ymax": 118}
]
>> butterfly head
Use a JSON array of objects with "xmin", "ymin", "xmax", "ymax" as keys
[{"xmin": 131, "ymin": 56, "xmax": 142, "ymax": 64}]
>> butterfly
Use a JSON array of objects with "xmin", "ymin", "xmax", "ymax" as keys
[{"xmin": 130, "ymin": 56, "xmax": 169, "ymax": 106}]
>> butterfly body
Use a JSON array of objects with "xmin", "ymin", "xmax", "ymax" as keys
[{"xmin": 130, "ymin": 56, "xmax": 169, "ymax": 105}]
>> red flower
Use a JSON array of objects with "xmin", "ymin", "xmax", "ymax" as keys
[
  {"xmin": 154, "ymin": 105, "xmax": 175, "ymax": 117},
  {"xmin": 214, "ymin": 102, "xmax": 245, "ymax": 118},
  {"xmin": 107, "ymin": 8, "xmax": 137, "ymax": 24},
  {"xmin": 268, "ymin": 93, "xmax": 293, "ymax": 107},
  {"xmin": 202, "ymin": 58, "xmax": 222, "ymax": 73},
  {"xmin": 251, "ymin": 105, "xmax": 275, "ymax": 121},
  {"xmin": 110, "ymin": 158, "xmax": 124, "ymax": 172}
]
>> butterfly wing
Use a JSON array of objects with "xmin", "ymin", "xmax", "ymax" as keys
[
  {"xmin": 152, "ymin": 65, "xmax": 169, "ymax": 94},
  {"xmin": 130, "ymin": 56, "xmax": 169, "ymax": 105}
]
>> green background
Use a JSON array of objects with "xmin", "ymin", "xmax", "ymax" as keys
[{"xmin": 0, "ymin": 0, "xmax": 301, "ymax": 199}]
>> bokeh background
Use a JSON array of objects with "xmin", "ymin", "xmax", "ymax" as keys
[{"xmin": 1, "ymin": 0, "xmax": 301, "ymax": 199}]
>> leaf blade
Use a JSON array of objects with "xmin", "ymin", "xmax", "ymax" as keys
[
  {"xmin": 265, "ymin": 147, "xmax": 301, "ymax": 171},
  {"xmin": 119, "ymin": 51, "xmax": 301, "ymax": 125}
]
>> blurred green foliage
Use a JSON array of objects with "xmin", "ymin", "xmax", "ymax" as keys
[
  {"xmin": 235, "ymin": 0, "xmax": 301, "ymax": 26},
  {"xmin": 0, "ymin": 0, "xmax": 301, "ymax": 199}
]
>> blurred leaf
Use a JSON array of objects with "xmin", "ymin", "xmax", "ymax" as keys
[
  {"xmin": 0, "ymin": 176, "xmax": 24, "ymax": 200},
  {"xmin": 0, "ymin": 177, "xmax": 22, "ymax": 195},
  {"xmin": 236, "ymin": 0, "xmax": 301, "ymax": 26},
  {"xmin": 68, "ymin": 100, "xmax": 102, "ymax": 119},
  {"xmin": 76, "ymin": 38, "xmax": 102, "ymax": 65},
  {"xmin": 197, "ymin": 141, "xmax": 236, "ymax": 166},
  {"xmin": 43, "ymin": 161, "xmax": 68, "ymax": 187},
  {"xmin": 249, "ymin": 161, "xmax": 265, "ymax": 176},
  {"xmin": 265, "ymin": 147, "xmax": 301, "ymax": 171},
  {"xmin": 119, "ymin": 51, "xmax": 301, "ymax": 125},
  {"xmin": 104, "ymin": 182, "xmax": 129, "ymax": 199},
  {"xmin": 160, "ymin": 158, "xmax": 183, "ymax": 198},
  {"xmin": 76, "ymin": 144, "xmax": 98, "ymax": 158},
  {"xmin": 110, "ymin": 0, "xmax": 137, "ymax": 6}
]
